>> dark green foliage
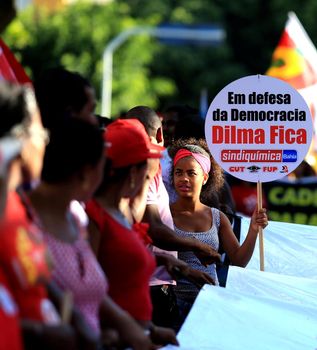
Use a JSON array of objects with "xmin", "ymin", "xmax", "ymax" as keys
[{"xmin": 3, "ymin": 0, "xmax": 317, "ymax": 115}]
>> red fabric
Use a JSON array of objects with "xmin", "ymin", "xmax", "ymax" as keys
[
  {"xmin": 231, "ymin": 185, "xmax": 267, "ymax": 217},
  {"xmin": 266, "ymin": 20, "xmax": 317, "ymax": 89},
  {"xmin": 105, "ymin": 119, "xmax": 164, "ymax": 168},
  {"xmin": 0, "ymin": 38, "xmax": 31, "ymax": 84},
  {"xmin": 86, "ymin": 199, "xmax": 156, "ymax": 321},
  {"xmin": 14, "ymin": 284, "xmax": 49, "ymax": 322},
  {"xmin": 0, "ymin": 268, "xmax": 23, "ymax": 350},
  {"xmin": 173, "ymin": 148, "xmax": 211, "ymax": 174},
  {"xmin": 0, "ymin": 191, "xmax": 53, "ymax": 322},
  {"xmin": 132, "ymin": 222, "xmax": 153, "ymax": 245}
]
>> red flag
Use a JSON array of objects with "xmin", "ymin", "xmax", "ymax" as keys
[
  {"xmin": 266, "ymin": 12, "xmax": 317, "ymax": 167},
  {"xmin": 0, "ymin": 38, "xmax": 31, "ymax": 84}
]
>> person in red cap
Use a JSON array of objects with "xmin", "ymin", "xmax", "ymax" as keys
[{"xmin": 86, "ymin": 118, "xmax": 179, "ymax": 348}]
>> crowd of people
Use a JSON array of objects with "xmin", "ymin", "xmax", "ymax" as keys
[{"xmin": 0, "ymin": 67, "xmax": 268, "ymax": 350}]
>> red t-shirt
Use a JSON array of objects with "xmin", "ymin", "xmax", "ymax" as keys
[
  {"xmin": 0, "ymin": 268, "xmax": 23, "ymax": 350},
  {"xmin": 86, "ymin": 199, "xmax": 156, "ymax": 321},
  {"xmin": 0, "ymin": 191, "xmax": 59, "ymax": 323}
]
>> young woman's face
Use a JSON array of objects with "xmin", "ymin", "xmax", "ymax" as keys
[{"xmin": 173, "ymin": 156, "xmax": 208, "ymax": 199}]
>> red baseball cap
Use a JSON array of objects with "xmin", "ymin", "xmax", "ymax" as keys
[{"xmin": 105, "ymin": 119, "xmax": 164, "ymax": 168}]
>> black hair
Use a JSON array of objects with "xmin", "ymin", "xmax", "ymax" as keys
[
  {"xmin": 0, "ymin": 82, "xmax": 29, "ymax": 138},
  {"xmin": 94, "ymin": 114, "xmax": 113, "ymax": 129},
  {"xmin": 34, "ymin": 67, "xmax": 91, "ymax": 131},
  {"xmin": 174, "ymin": 113, "xmax": 205, "ymax": 140},
  {"xmin": 124, "ymin": 105, "xmax": 161, "ymax": 137},
  {"xmin": 41, "ymin": 118, "xmax": 104, "ymax": 183},
  {"xmin": 164, "ymin": 105, "xmax": 204, "ymax": 140},
  {"xmin": 165, "ymin": 104, "xmax": 198, "ymax": 116}
]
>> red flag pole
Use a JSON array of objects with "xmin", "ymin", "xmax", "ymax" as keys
[{"xmin": 0, "ymin": 38, "xmax": 31, "ymax": 84}]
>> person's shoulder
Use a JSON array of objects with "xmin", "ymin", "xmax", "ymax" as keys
[
  {"xmin": 207, "ymin": 206, "xmax": 222, "ymax": 220},
  {"xmin": 147, "ymin": 171, "xmax": 162, "ymax": 202},
  {"xmin": 70, "ymin": 200, "xmax": 88, "ymax": 227},
  {"xmin": 217, "ymin": 209, "xmax": 233, "ymax": 225},
  {"xmin": 200, "ymin": 203, "xmax": 213, "ymax": 213},
  {"xmin": 209, "ymin": 206, "xmax": 221, "ymax": 213}
]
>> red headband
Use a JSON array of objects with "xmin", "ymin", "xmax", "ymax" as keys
[{"xmin": 173, "ymin": 148, "xmax": 211, "ymax": 174}]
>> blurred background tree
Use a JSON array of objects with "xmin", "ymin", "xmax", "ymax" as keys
[
  {"xmin": 0, "ymin": 0, "xmax": 16, "ymax": 33},
  {"xmin": 3, "ymin": 0, "xmax": 317, "ymax": 116}
]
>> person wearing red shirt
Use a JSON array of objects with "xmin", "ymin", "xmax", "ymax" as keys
[
  {"xmin": 86, "ymin": 119, "xmax": 179, "ymax": 348},
  {"xmin": 0, "ymin": 82, "xmax": 76, "ymax": 350},
  {"xmin": 0, "ymin": 266, "xmax": 22, "ymax": 350}
]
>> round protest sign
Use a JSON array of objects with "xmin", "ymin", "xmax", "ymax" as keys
[{"xmin": 205, "ymin": 75, "xmax": 313, "ymax": 182}]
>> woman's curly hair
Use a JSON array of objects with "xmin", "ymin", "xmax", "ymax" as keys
[{"xmin": 168, "ymin": 138, "xmax": 224, "ymax": 205}]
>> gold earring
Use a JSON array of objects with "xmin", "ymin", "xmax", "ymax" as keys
[{"xmin": 130, "ymin": 177, "xmax": 135, "ymax": 189}]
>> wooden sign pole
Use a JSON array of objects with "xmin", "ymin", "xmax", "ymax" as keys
[{"xmin": 257, "ymin": 180, "xmax": 265, "ymax": 271}]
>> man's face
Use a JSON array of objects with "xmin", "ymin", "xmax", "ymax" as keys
[
  {"xmin": 76, "ymin": 86, "xmax": 98, "ymax": 125},
  {"xmin": 162, "ymin": 111, "xmax": 178, "ymax": 147}
]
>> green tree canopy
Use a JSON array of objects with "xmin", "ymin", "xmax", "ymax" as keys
[
  {"xmin": 3, "ymin": 2, "xmax": 175, "ymax": 116},
  {"xmin": 4, "ymin": 0, "xmax": 317, "ymax": 116}
]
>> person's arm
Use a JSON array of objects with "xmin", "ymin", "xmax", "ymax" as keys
[
  {"xmin": 47, "ymin": 281, "xmax": 99, "ymax": 350},
  {"xmin": 149, "ymin": 323, "xmax": 179, "ymax": 347},
  {"xmin": 99, "ymin": 295, "xmax": 153, "ymax": 350},
  {"xmin": 219, "ymin": 207, "xmax": 268, "ymax": 267},
  {"xmin": 129, "ymin": 159, "xmax": 160, "ymax": 224},
  {"xmin": 21, "ymin": 320, "xmax": 77, "ymax": 350},
  {"xmin": 129, "ymin": 176, "xmax": 152, "ymax": 224},
  {"xmin": 155, "ymin": 252, "xmax": 215, "ymax": 287},
  {"xmin": 143, "ymin": 204, "xmax": 221, "ymax": 266}
]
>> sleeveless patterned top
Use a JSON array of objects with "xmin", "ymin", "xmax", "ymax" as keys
[{"xmin": 174, "ymin": 208, "xmax": 220, "ymax": 300}]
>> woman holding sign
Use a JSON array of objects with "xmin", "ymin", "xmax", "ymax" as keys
[{"xmin": 169, "ymin": 138, "xmax": 268, "ymax": 322}]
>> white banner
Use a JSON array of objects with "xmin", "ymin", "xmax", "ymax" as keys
[
  {"xmin": 162, "ymin": 283, "xmax": 317, "ymax": 350},
  {"xmin": 226, "ymin": 266, "xmax": 317, "ymax": 308},
  {"xmin": 162, "ymin": 220, "xmax": 317, "ymax": 349},
  {"xmin": 241, "ymin": 218, "xmax": 317, "ymax": 279}
]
